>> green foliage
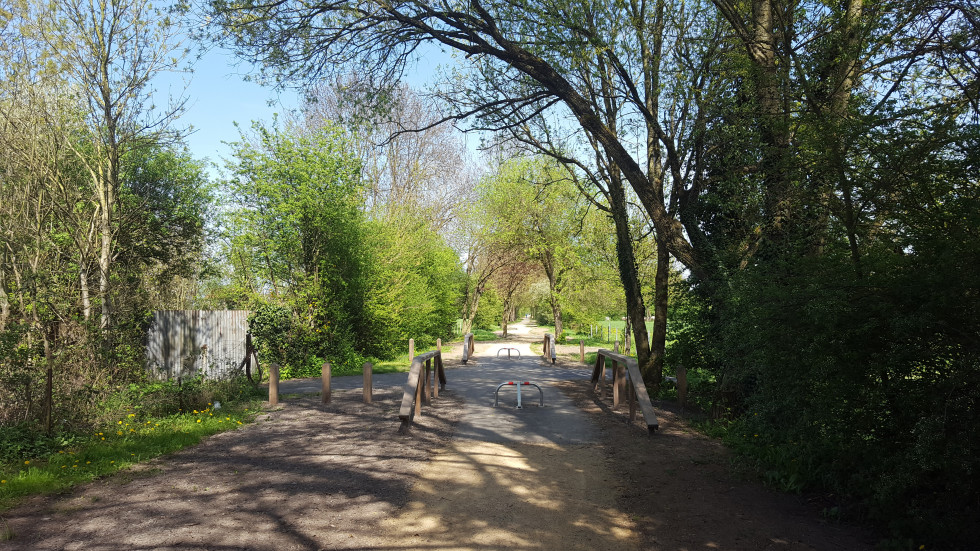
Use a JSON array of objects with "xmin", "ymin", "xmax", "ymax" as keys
[
  {"xmin": 361, "ymin": 214, "xmax": 462, "ymax": 358},
  {"xmin": 247, "ymin": 303, "xmax": 292, "ymax": 368},
  {"xmin": 472, "ymin": 287, "xmax": 503, "ymax": 331},
  {"xmin": 0, "ymin": 391, "xmax": 259, "ymax": 511},
  {"xmin": 224, "ymin": 121, "xmax": 464, "ymax": 372},
  {"xmin": 226, "ymin": 121, "xmax": 369, "ymax": 373}
]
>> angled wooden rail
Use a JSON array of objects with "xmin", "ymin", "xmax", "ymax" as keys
[
  {"xmin": 398, "ymin": 350, "xmax": 447, "ymax": 433},
  {"xmin": 590, "ymin": 349, "xmax": 659, "ymax": 433}
]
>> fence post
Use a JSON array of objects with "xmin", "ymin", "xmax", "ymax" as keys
[
  {"xmin": 363, "ymin": 362, "xmax": 373, "ymax": 403},
  {"xmin": 614, "ymin": 340, "xmax": 620, "ymax": 353},
  {"xmin": 322, "ymin": 361, "xmax": 332, "ymax": 404},
  {"xmin": 408, "ymin": 338, "xmax": 415, "ymax": 362},
  {"xmin": 269, "ymin": 363, "xmax": 280, "ymax": 406},
  {"xmin": 580, "ymin": 340, "xmax": 585, "ymax": 362}
]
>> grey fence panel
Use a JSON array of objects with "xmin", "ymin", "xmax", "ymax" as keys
[{"xmin": 145, "ymin": 310, "xmax": 250, "ymax": 380}]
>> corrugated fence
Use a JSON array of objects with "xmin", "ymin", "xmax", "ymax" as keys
[{"xmin": 145, "ymin": 310, "xmax": 250, "ymax": 380}]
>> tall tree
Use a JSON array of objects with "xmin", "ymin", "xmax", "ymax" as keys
[{"xmin": 11, "ymin": 0, "xmax": 188, "ymax": 329}]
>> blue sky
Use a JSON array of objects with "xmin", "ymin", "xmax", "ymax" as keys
[
  {"xmin": 167, "ymin": 47, "xmax": 300, "ymax": 174},
  {"xmin": 167, "ymin": 43, "xmax": 457, "ymax": 177}
]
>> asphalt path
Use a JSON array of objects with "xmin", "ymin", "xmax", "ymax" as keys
[{"xmin": 275, "ymin": 341, "xmax": 598, "ymax": 445}]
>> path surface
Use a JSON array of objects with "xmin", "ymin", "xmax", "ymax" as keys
[{"xmin": 0, "ymin": 320, "xmax": 875, "ymax": 550}]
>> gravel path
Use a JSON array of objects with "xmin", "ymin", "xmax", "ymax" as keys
[{"xmin": 0, "ymin": 321, "xmax": 876, "ymax": 550}]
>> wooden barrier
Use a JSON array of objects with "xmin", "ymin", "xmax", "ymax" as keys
[
  {"xmin": 590, "ymin": 349, "xmax": 659, "ymax": 433},
  {"xmin": 363, "ymin": 362, "xmax": 373, "ymax": 403},
  {"xmin": 461, "ymin": 333, "xmax": 475, "ymax": 364},
  {"xmin": 543, "ymin": 333, "xmax": 556, "ymax": 364},
  {"xmin": 321, "ymin": 361, "xmax": 331, "ymax": 404},
  {"xmin": 398, "ymin": 350, "xmax": 447, "ymax": 433},
  {"xmin": 269, "ymin": 363, "xmax": 280, "ymax": 406}
]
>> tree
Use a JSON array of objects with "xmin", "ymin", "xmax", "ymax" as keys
[
  {"xmin": 475, "ymin": 156, "xmax": 585, "ymax": 339},
  {"xmin": 224, "ymin": 120, "xmax": 367, "ymax": 370},
  {"xmin": 10, "ymin": 0, "xmax": 188, "ymax": 329},
  {"xmin": 303, "ymin": 78, "xmax": 476, "ymax": 234}
]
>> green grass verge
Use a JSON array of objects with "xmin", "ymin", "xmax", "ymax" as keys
[{"xmin": 0, "ymin": 401, "xmax": 260, "ymax": 512}]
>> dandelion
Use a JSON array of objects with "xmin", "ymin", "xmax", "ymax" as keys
[
  {"xmin": 128, "ymin": 414, "xmax": 135, "ymax": 418},
  {"xmin": 101, "ymin": 438, "xmax": 105, "ymax": 441},
  {"xmin": 2, "ymin": 480, "xmax": 6, "ymax": 483},
  {"xmin": 110, "ymin": 461, "xmax": 114, "ymax": 464},
  {"xmin": 197, "ymin": 419, "xmax": 202, "ymax": 423},
  {"xmin": 24, "ymin": 460, "xmax": 29, "ymax": 465},
  {"xmin": 754, "ymin": 434, "xmax": 759, "ymax": 437},
  {"xmin": 117, "ymin": 431, "xmax": 123, "ymax": 435}
]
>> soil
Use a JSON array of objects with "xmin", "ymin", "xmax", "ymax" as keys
[{"xmin": 0, "ymin": 324, "xmax": 877, "ymax": 550}]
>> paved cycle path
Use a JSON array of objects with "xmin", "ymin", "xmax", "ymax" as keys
[
  {"xmin": 277, "ymin": 342, "xmax": 598, "ymax": 444},
  {"xmin": 446, "ymin": 343, "xmax": 597, "ymax": 444}
]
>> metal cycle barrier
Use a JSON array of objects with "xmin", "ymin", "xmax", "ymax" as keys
[
  {"xmin": 496, "ymin": 347, "xmax": 521, "ymax": 358},
  {"xmin": 494, "ymin": 381, "xmax": 544, "ymax": 409}
]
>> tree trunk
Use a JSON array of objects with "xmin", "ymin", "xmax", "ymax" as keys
[
  {"xmin": 649, "ymin": 237, "xmax": 669, "ymax": 391},
  {"xmin": 80, "ymin": 263, "xmax": 92, "ymax": 321},
  {"xmin": 608, "ymin": 172, "xmax": 653, "ymax": 376}
]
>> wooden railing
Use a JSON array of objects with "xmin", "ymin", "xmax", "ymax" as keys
[
  {"xmin": 398, "ymin": 350, "xmax": 447, "ymax": 433},
  {"xmin": 590, "ymin": 349, "xmax": 659, "ymax": 433},
  {"xmin": 461, "ymin": 333, "xmax": 475, "ymax": 364},
  {"xmin": 542, "ymin": 333, "xmax": 556, "ymax": 364}
]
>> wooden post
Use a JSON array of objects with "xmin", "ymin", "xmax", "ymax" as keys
[
  {"xmin": 414, "ymin": 364, "xmax": 423, "ymax": 418},
  {"xmin": 580, "ymin": 340, "xmax": 585, "ymax": 362},
  {"xmin": 363, "ymin": 362, "xmax": 373, "ymax": 403},
  {"xmin": 269, "ymin": 363, "xmax": 280, "ymax": 406},
  {"xmin": 677, "ymin": 363, "xmax": 688, "ymax": 408},
  {"xmin": 434, "ymin": 339, "xmax": 441, "ymax": 399},
  {"xmin": 628, "ymin": 377, "xmax": 637, "ymax": 423},
  {"xmin": 612, "ymin": 360, "xmax": 621, "ymax": 409},
  {"xmin": 321, "ymin": 361, "xmax": 332, "ymax": 404},
  {"xmin": 424, "ymin": 358, "xmax": 432, "ymax": 405},
  {"xmin": 599, "ymin": 356, "xmax": 607, "ymax": 399},
  {"xmin": 613, "ymin": 362, "xmax": 626, "ymax": 409},
  {"xmin": 408, "ymin": 338, "xmax": 415, "ymax": 362},
  {"xmin": 614, "ymin": 340, "xmax": 620, "ymax": 353}
]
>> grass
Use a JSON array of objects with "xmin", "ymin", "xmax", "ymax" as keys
[
  {"xmin": 535, "ymin": 320, "xmax": 654, "ymax": 347},
  {"xmin": 0, "ymin": 401, "xmax": 259, "ymax": 513}
]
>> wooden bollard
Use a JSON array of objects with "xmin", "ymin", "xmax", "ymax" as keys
[
  {"xmin": 408, "ymin": 338, "xmax": 415, "ymax": 361},
  {"xmin": 363, "ymin": 362, "xmax": 373, "ymax": 403},
  {"xmin": 580, "ymin": 340, "xmax": 585, "ymax": 362},
  {"xmin": 321, "ymin": 361, "xmax": 331, "ymax": 404},
  {"xmin": 269, "ymin": 363, "xmax": 280, "ymax": 406},
  {"xmin": 614, "ymin": 340, "xmax": 620, "ymax": 353}
]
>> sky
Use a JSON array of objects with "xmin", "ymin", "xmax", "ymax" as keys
[
  {"xmin": 164, "ymin": 42, "xmax": 458, "ymax": 178},
  {"xmin": 164, "ymin": 47, "xmax": 301, "ymax": 175}
]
